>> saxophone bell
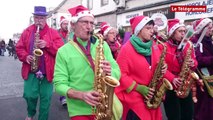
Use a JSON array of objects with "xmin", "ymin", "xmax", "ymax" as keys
[
  {"xmin": 104, "ymin": 76, "xmax": 120, "ymax": 87},
  {"xmin": 33, "ymin": 49, "xmax": 43, "ymax": 57}
]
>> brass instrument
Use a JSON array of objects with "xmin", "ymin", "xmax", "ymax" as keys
[
  {"xmin": 31, "ymin": 25, "xmax": 43, "ymax": 72},
  {"xmin": 145, "ymin": 40, "xmax": 173, "ymax": 109},
  {"xmin": 202, "ymin": 75, "xmax": 213, "ymax": 97},
  {"xmin": 176, "ymin": 41, "xmax": 199, "ymax": 98},
  {"xmin": 93, "ymin": 34, "xmax": 120, "ymax": 120},
  {"xmin": 151, "ymin": 13, "xmax": 168, "ymax": 41},
  {"xmin": 197, "ymin": 68, "xmax": 213, "ymax": 98}
]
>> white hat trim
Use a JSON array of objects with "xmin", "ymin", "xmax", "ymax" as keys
[
  {"xmin": 196, "ymin": 18, "xmax": 212, "ymax": 34},
  {"xmin": 134, "ymin": 17, "xmax": 152, "ymax": 35},
  {"xmin": 104, "ymin": 26, "xmax": 113, "ymax": 36},
  {"xmin": 168, "ymin": 22, "xmax": 185, "ymax": 37},
  {"xmin": 102, "ymin": 24, "xmax": 110, "ymax": 29},
  {"xmin": 71, "ymin": 10, "xmax": 94, "ymax": 23},
  {"xmin": 60, "ymin": 19, "xmax": 68, "ymax": 25}
]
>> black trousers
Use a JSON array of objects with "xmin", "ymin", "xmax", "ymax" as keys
[
  {"xmin": 164, "ymin": 90, "xmax": 194, "ymax": 120},
  {"xmin": 126, "ymin": 109, "xmax": 140, "ymax": 120}
]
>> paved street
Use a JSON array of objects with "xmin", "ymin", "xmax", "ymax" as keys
[
  {"xmin": 0, "ymin": 53, "xmax": 168, "ymax": 120},
  {"xmin": 0, "ymin": 54, "xmax": 69, "ymax": 120}
]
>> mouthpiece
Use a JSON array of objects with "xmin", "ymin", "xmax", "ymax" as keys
[{"xmin": 89, "ymin": 31, "xmax": 93, "ymax": 35}]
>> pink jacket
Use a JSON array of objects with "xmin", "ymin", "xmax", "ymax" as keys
[{"xmin": 16, "ymin": 24, "xmax": 64, "ymax": 82}]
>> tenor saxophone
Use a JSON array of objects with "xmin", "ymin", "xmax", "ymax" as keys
[
  {"xmin": 176, "ymin": 41, "xmax": 199, "ymax": 98},
  {"xmin": 93, "ymin": 34, "xmax": 120, "ymax": 120},
  {"xmin": 145, "ymin": 40, "xmax": 173, "ymax": 109},
  {"xmin": 31, "ymin": 25, "xmax": 43, "ymax": 72}
]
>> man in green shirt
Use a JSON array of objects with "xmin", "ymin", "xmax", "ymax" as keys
[{"xmin": 53, "ymin": 5, "xmax": 121, "ymax": 120}]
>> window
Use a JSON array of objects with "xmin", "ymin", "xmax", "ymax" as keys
[
  {"xmin": 101, "ymin": 0, "xmax": 108, "ymax": 6},
  {"xmin": 88, "ymin": 0, "xmax": 93, "ymax": 10}
]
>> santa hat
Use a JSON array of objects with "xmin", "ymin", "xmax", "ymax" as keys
[
  {"xmin": 130, "ymin": 15, "xmax": 153, "ymax": 35},
  {"xmin": 60, "ymin": 16, "xmax": 68, "ymax": 25},
  {"xmin": 167, "ymin": 19, "xmax": 185, "ymax": 37},
  {"xmin": 68, "ymin": 5, "xmax": 94, "ymax": 23},
  {"xmin": 100, "ymin": 22, "xmax": 113, "ymax": 36},
  {"xmin": 194, "ymin": 18, "xmax": 212, "ymax": 34}
]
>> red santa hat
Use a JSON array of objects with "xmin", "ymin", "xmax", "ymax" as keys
[
  {"xmin": 60, "ymin": 16, "xmax": 68, "ymax": 25},
  {"xmin": 194, "ymin": 18, "xmax": 212, "ymax": 34},
  {"xmin": 100, "ymin": 22, "xmax": 113, "ymax": 36},
  {"xmin": 130, "ymin": 15, "xmax": 152, "ymax": 35},
  {"xmin": 68, "ymin": 5, "xmax": 94, "ymax": 23},
  {"xmin": 167, "ymin": 19, "xmax": 185, "ymax": 37}
]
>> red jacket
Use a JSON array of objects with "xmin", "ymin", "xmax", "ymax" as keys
[
  {"xmin": 163, "ymin": 39, "xmax": 198, "ymax": 84},
  {"xmin": 115, "ymin": 40, "xmax": 162, "ymax": 120},
  {"xmin": 16, "ymin": 24, "xmax": 64, "ymax": 82}
]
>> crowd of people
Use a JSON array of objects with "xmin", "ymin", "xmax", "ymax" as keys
[
  {"xmin": 0, "ymin": 39, "xmax": 16, "ymax": 58},
  {"xmin": 14, "ymin": 4, "xmax": 212, "ymax": 120}
]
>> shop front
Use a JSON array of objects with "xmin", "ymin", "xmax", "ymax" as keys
[{"xmin": 175, "ymin": 0, "xmax": 213, "ymax": 23}]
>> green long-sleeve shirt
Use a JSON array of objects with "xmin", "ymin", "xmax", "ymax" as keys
[{"xmin": 53, "ymin": 36, "xmax": 121, "ymax": 117}]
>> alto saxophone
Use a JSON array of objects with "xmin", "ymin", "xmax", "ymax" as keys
[
  {"xmin": 93, "ymin": 34, "xmax": 120, "ymax": 120},
  {"xmin": 176, "ymin": 41, "xmax": 199, "ymax": 98},
  {"xmin": 145, "ymin": 40, "xmax": 173, "ymax": 109},
  {"xmin": 31, "ymin": 25, "xmax": 43, "ymax": 72}
]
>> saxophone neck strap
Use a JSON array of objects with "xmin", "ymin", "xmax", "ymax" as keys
[{"xmin": 73, "ymin": 35, "xmax": 95, "ymax": 71}]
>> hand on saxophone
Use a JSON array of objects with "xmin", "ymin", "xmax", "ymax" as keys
[
  {"xmin": 188, "ymin": 58, "xmax": 195, "ymax": 68},
  {"xmin": 100, "ymin": 60, "xmax": 112, "ymax": 76},
  {"xmin": 67, "ymin": 89, "xmax": 101, "ymax": 106},
  {"xmin": 26, "ymin": 55, "xmax": 34, "ymax": 64},
  {"xmin": 172, "ymin": 77, "xmax": 183, "ymax": 89},
  {"xmin": 196, "ymin": 79, "xmax": 204, "ymax": 92},
  {"xmin": 161, "ymin": 63, "xmax": 168, "ymax": 75},
  {"xmin": 82, "ymin": 91, "xmax": 101, "ymax": 106},
  {"xmin": 35, "ymin": 39, "xmax": 47, "ymax": 48},
  {"xmin": 135, "ymin": 84, "xmax": 155, "ymax": 100}
]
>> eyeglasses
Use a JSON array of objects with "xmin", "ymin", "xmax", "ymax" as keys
[
  {"xmin": 144, "ymin": 26, "xmax": 154, "ymax": 30},
  {"xmin": 177, "ymin": 29, "xmax": 186, "ymax": 33},
  {"xmin": 78, "ymin": 20, "xmax": 95, "ymax": 26}
]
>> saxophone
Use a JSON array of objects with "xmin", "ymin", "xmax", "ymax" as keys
[
  {"xmin": 31, "ymin": 25, "xmax": 43, "ymax": 72},
  {"xmin": 176, "ymin": 41, "xmax": 199, "ymax": 98},
  {"xmin": 145, "ymin": 40, "xmax": 173, "ymax": 109},
  {"xmin": 93, "ymin": 34, "xmax": 120, "ymax": 120}
]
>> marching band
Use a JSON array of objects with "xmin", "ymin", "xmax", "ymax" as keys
[{"xmin": 12, "ymin": 4, "xmax": 213, "ymax": 120}]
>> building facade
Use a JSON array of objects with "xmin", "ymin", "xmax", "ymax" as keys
[{"xmin": 50, "ymin": 0, "xmax": 213, "ymax": 33}]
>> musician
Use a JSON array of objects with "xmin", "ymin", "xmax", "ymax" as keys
[
  {"xmin": 191, "ymin": 18, "xmax": 213, "ymax": 120},
  {"xmin": 163, "ymin": 19, "xmax": 198, "ymax": 120},
  {"xmin": 15, "ymin": 6, "xmax": 64, "ymax": 120},
  {"xmin": 58, "ymin": 16, "xmax": 69, "ymax": 44},
  {"xmin": 57, "ymin": 16, "xmax": 69, "ymax": 107},
  {"xmin": 115, "ymin": 15, "xmax": 168, "ymax": 120},
  {"xmin": 53, "ymin": 5, "xmax": 121, "ymax": 120},
  {"xmin": 100, "ymin": 22, "xmax": 121, "ymax": 59}
]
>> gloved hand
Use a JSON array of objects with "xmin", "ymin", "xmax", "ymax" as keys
[{"xmin": 136, "ymin": 84, "xmax": 149, "ymax": 97}]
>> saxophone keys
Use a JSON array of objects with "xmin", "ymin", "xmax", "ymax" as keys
[{"xmin": 97, "ymin": 89, "xmax": 102, "ymax": 93}]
